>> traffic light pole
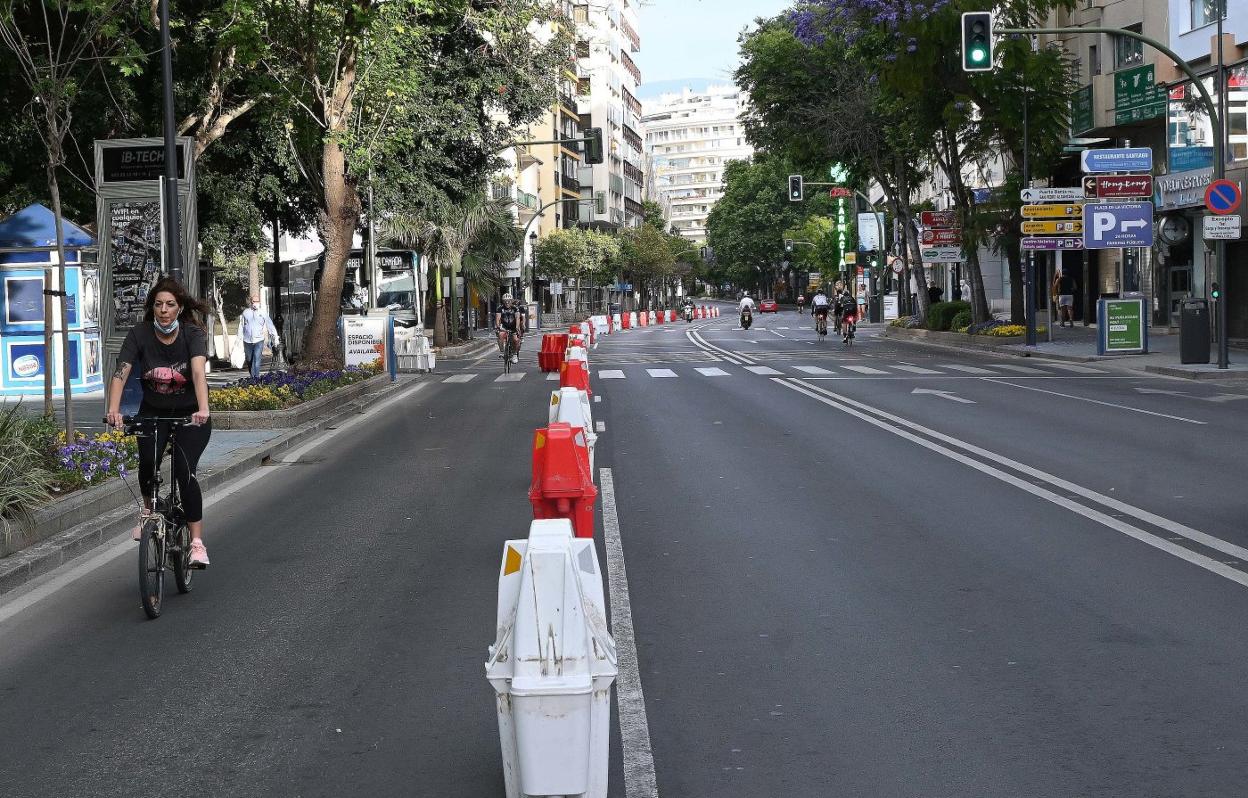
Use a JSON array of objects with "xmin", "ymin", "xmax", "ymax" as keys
[{"xmin": 997, "ymin": 24, "xmax": 1228, "ymax": 367}]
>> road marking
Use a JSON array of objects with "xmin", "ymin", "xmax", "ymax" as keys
[
  {"xmin": 912, "ymin": 387, "xmax": 975, "ymax": 403},
  {"xmin": 891, "ymin": 365, "xmax": 942, "ymax": 375},
  {"xmin": 694, "ymin": 367, "xmax": 731, "ymax": 376},
  {"xmin": 769, "ymin": 329, "xmax": 787, "ymax": 338},
  {"xmin": 685, "ymin": 328, "xmax": 753, "ymax": 365},
  {"xmin": 0, "ymin": 381, "xmax": 434, "ymax": 624},
  {"xmin": 596, "ymin": 420, "xmax": 606, "ymax": 432},
  {"xmin": 546, "ymin": 372, "xmax": 560, "ymax": 381},
  {"xmin": 939, "ymin": 364, "xmax": 999, "ymax": 375},
  {"xmin": 646, "ymin": 368, "xmax": 678, "ymax": 378},
  {"xmin": 443, "ymin": 373, "xmax": 477, "ymax": 383},
  {"xmin": 744, "ymin": 365, "xmax": 783, "ymax": 376},
  {"xmin": 599, "ymin": 370, "xmax": 627, "ymax": 379},
  {"xmin": 784, "ymin": 378, "xmax": 1248, "ymax": 565},
  {"xmin": 1037, "ymin": 363, "xmax": 1104, "ymax": 374},
  {"xmin": 494, "ymin": 372, "xmax": 526, "ymax": 382},
  {"xmin": 1135, "ymin": 387, "xmax": 1248, "ymax": 403},
  {"xmin": 792, "ymin": 365, "xmax": 834, "ymax": 375},
  {"xmin": 984, "ymin": 379, "xmax": 1206, "ymax": 425},
  {"xmin": 776, "ymin": 379, "xmax": 1248, "ymax": 589},
  {"xmin": 594, "ymin": 395, "xmax": 602, "ymax": 403},
  {"xmin": 599, "ymin": 468, "xmax": 661, "ymax": 798},
  {"xmin": 987, "ymin": 363, "xmax": 1049, "ymax": 375},
  {"xmin": 841, "ymin": 365, "xmax": 888, "ymax": 374}
]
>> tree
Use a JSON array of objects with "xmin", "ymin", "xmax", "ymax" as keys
[
  {"xmin": 619, "ymin": 224, "xmax": 674, "ymax": 310},
  {"xmin": 533, "ymin": 227, "xmax": 591, "ymax": 282}
]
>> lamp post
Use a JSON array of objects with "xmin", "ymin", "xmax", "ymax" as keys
[
  {"xmin": 527, "ymin": 230, "xmax": 538, "ymax": 330},
  {"xmin": 158, "ymin": 0, "xmax": 183, "ymax": 282}
]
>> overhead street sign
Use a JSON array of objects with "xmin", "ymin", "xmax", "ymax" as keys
[
  {"xmin": 920, "ymin": 210, "xmax": 958, "ymax": 228},
  {"xmin": 921, "ymin": 246, "xmax": 962, "ymax": 263},
  {"xmin": 828, "ymin": 187, "xmax": 853, "ymax": 198},
  {"xmin": 1021, "ymin": 237, "xmax": 1085, "ymax": 251},
  {"xmin": 1022, "ymin": 203, "xmax": 1083, "ymax": 218},
  {"xmin": 1020, "ymin": 187, "xmax": 1083, "ymax": 203},
  {"xmin": 1082, "ymin": 201, "xmax": 1154, "ymax": 249},
  {"xmin": 1083, "ymin": 175, "xmax": 1153, "ymax": 199},
  {"xmin": 921, "ymin": 228, "xmax": 963, "ymax": 245},
  {"xmin": 1205, "ymin": 179, "xmax": 1242, "ymax": 215},
  {"xmin": 1203, "ymin": 215, "xmax": 1242, "ymax": 240},
  {"xmin": 1022, "ymin": 220, "xmax": 1083, "ymax": 234},
  {"xmin": 1081, "ymin": 147, "xmax": 1153, "ymax": 173}
]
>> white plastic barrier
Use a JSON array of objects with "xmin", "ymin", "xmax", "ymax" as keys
[
  {"xmin": 548, "ymin": 387, "xmax": 595, "ymax": 471},
  {"xmin": 628, "ymin": 312, "xmax": 638, "ymax": 328},
  {"xmin": 590, "ymin": 316, "xmax": 608, "ymax": 343},
  {"xmin": 487, "ymin": 520, "xmax": 617, "ymax": 798},
  {"xmin": 565, "ymin": 345, "xmax": 588, "ymax": 365},
  {"xmin": 395, "ymin": 330, "xmax": 436, "ymax": 372}
]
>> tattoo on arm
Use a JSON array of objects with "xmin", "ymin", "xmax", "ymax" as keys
[{"xmin": 112, "ymin": 362, "xmax": 131, "ymax": 381}]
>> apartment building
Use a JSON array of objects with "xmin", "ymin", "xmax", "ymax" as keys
[
  {"xmin": 640, "ymin": 85, "xmax": 754, "ymax": 242},
  {"xmin": 573, "ymin": 0, "xmax": 645, "ymax": 230}
]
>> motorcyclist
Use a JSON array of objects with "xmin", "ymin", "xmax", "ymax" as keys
[
  {"xmin": 738, "ymin": 292, "xmax": 756, "ymax": 326},
  {"xmin": 681, "ymin": 296, "xmax": 695, "ymax": 321}
]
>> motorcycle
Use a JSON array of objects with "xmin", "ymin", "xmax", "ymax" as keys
[
  {"xmin": 683, "ymin": 305, "xmax": 694, "ymax": 323},
  {"xmin": 740, "ymin": 307, "xmax": 753, "ymax": 330}
]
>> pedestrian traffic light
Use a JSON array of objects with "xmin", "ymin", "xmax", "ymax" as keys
[
  {"xmin": 1212, "ymin": 282, "xmax": 1222, "ymax": 300},
  {"xmin": 584, "ymin": 127, "xmax": 604, "ymax": 164},
  {"xmin": 788, "ymin": 174, "xmax": 804, "ymax": 202},
  {"xmin": 784, "ymin": 239, "xmax": 794, "ymax": 253},
  {"xmin": 961, "ymin": 12, "xmax": 993, "ymax": 72}
]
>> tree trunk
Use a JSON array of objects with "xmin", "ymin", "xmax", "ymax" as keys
[
  {"xmin": 937, "ymin": 128, "xmax": 991, "ymax": 323},
  {"xmin": 47, "ymin": 156, "xmax": 73, "ymax": 438},
  {"xmin": 302, "ymin": 138, "xmax": 359, "ymax": 369},
  {"xmin": 248, "ymin": 253, "xmax": 261, "ymax": 303},
  {"xmin": 1007, "ymin": 243, "xmax": 1024, "ymax": 324},
  {"xmin": 212, "ymin": 275, "xmax": 232, "ymax": 361}
]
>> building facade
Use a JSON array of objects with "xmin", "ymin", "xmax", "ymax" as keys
[{"xmin": 640, "ymin": 85, "xmax": 754, "ymax": 243}]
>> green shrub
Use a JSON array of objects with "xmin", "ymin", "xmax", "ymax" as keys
[
  {"xmin": 0, "ymin": 406, "xmax": 56, "ymax": 544},
  {"xmin": 926, "ymin": 301, "xmax": 971, "ymax": 331},
  {"xmin": 950, "ymin": 309, "xmax": 972, "ymax": 331}
]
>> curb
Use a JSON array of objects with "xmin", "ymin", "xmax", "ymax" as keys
[
  {"xmin": 1144, "ymin": 364, "xmax": 1248, "ymax": 381},
  {"xmin": 881, "ymin": 327, "xmax": 1100, "ymax": 363},
  {"xmin": 0, "ymin": 376, "xmax": 421, "ymax": 598},
  {"xmin": 213, "ymin": 372, "xmax": 392, "ymax": 429},
  {"xmin": 437, "ymin": 339, "xmax": 494, "ymax": 359}
]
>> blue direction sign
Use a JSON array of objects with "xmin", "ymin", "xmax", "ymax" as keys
[
  {"xmin": 1021, "ymin": 236, "xmax": 1085, "ymax": 251},
  {"xmin": 1080, "ymin": 147, "xmax": 1153, "ymax": 174},
  {"xmin": 1083, "ymin": 202, "xmax": 1154, "ymax": 249}
]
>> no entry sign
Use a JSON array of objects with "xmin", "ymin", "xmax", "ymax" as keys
[{"xmin": 1205, "ymin": 180, "xmax": 1242, "ymax": 215}]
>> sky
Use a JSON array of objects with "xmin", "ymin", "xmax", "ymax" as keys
[{"xmin": 635, "ymin": 0, "xmax": 793, "ymax": 98}]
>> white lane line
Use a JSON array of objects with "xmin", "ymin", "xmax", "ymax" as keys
[
  {"xmin": 841, "ymin": 365, "xmax": 888, "ymax": 375},
  {"xmin": 599, "ymin": 469, "xmax": 661, "ymax": 798},
  {"xmin": 546, "ymin": 372, "xmax": 560, "ymax": 381},
  {"xmin": 646, "ymin": 368, "xmax": 678, "ymax": 378},
  {"xmin": 1039, "ymin": 363, "xmax": 1105, "ymax": 374},
  {"xmin": 744, "ymin": 365, "xmax": 783, "ymax": 376},
  {"xmin": 769, "ymin": 329, "xmax": 786, "ymax": 338},
  {"xmin": 443, "ymin": 373, "xmax": 477, "ymax": 383},
  {"xmin": 983, "ymin": 379, "xmax": 1206, "ymax": 425},
  {"xmin": 892, "ymin": 365, "xmax": 942, "ymax": 375},
  {"xmin": 599, "ymin": 370, "xmax": 627, "ymax": 379},
  {"xmin": 0, "ymin": 381, "xmax": 433, "ymax": 624},
  {"xmin": 694, "ymin": 367, "xmax": 731, "ymax": 376},
  {"xmin": 792, "ymin": 365, "xmax": 834, "ymax": 375},
  {"xmin": 685, "ymin": 328, "xmax": 753, "ymax": 366},
  {"xmin": 777, "ymin": 379, "xmax": 1248, "ymax": 589},
  {"xmin": 596, "ymin": 420, "xmax": 606, "ymax": 432},
  {"xmin": 594, "ymin": 395, "xmax": 602, "ymax": 403},
  {"xmin": 939, "ymin": 364, "xmax": 999, "ymax": 375},
  {"xmin": 494, "ymin": 372, "xmax": 526, "ymax": 382}
]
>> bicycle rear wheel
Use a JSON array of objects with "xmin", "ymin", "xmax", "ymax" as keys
[
  {"xmin": 172, "ymin": 522, "xmax": 193, "ymax": 594},
  {"xmin": 138, "ymin": 517, "xmax": 165, "ymax": 619},
  {"xmin": 502, "ymin": 338, "xmax": 512, "ymax": 373}
]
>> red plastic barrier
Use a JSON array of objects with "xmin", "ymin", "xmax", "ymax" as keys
[
  {"xmin": 621, "ymin": 313, "xmax": 631, "ymax": 330},
  {"xmin": 529, "ymin": 423, "xmax": 597, "ymax": 539},
  {"xmin": 560, "ymin": 358, "xmax": 592, "ymax": 396},
  {"xmin": 655, "ymin": 311, "xmax": 664, "ymax": 325},
  {"xmin": 538, "ymin": 333, "xmax": 569, "ymax": 372}
]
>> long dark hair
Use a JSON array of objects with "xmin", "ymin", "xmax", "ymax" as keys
[{"xmin": 143, "ymin": 276, "xmax": 208, "ymax": 327}]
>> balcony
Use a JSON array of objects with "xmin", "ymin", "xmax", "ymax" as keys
[
  {"xmin": 624, "ymin": 196, "xmax": 645, "ymax": 216},
  {"xmin": 622, "ymin": 87, "xmax": 643, "ymax": 118},
  {"xmin": 620, "ymin": 15, "xmax": 640, "ymax": 52},
  {"xmin": 622, "ymin": 125, "xmax": 643, "ymax": 152},
  {"xmin": 516, "ymin": 190, "xmax": 540, "ymax": 211},
  {"xmin": 620, "ymin": 49, "xmax": 641, "ymax": 85},
  {"xmin": 558, "ymin": 171, "xmax": 581, "ymax": 194},
  {"xmin": 623, "ymin": 160, "xmax": 644, "ymax": 185},
  {"xmin": 559, "ymin": 90, "xmax": 578, "ymax": 112}
]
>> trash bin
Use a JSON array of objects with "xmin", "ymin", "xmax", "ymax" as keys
[{"xmin": 1180, "ymin": 298, "xmax": 1210, "ymax": 364}]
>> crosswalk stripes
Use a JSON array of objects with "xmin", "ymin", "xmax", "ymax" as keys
[
  {"xmin": 892, "ymin": 365, "xmax": 941, "ymax": 375},
  {"xmin": 598, "ymin": 370, "xmax": 626, "ymax": 379},
  {"xmin": 646, "ymin": 368, "xmax": 678, "ymax": 378},
  {"xmin": 1040, "ymin": 363, "xmax": 1105, "ymax": 374},
  {"xmin": 546, "ymin": 372, "xmax": 560, "ymax": 380},
  {"xmin": 940, "ymin": 364, "xmax": 999, "ymax": 375},
  {"xmin": 495, "ymin": 373, "xmax": 526, "ymax": 382},
  {"xmin": 792, "ymin": 365, "xmax": 833, "ymax": 375},
  {"xmin": 841, "ymin": 365, "xmax": 888, "ymax": 374},
  {"xmin": 744, "ymin": 365, "xmax": 783, "ymax": 375},
  {"xmin": 987, "ymin": 363, "xmax": 1049, "ymax": 375},
  {"xmin": 443, "ymin": 374, "xmax": 477, "ymax": 383},
  {"xmin": 694, "ymin": 367, "xmax": 731, "ymax": 376}
]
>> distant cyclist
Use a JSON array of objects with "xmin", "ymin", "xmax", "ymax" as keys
[
  {"xmin": 811, "ymin": 289, "xmax": 830, "ymax": 334},
  {"xmin": 796, "ymin": 293, "xmax": 806, "ymax": 314},
  {"xmin": 835, "ymin": 289, "xmax": 858, "ymax": 341},
  {"xmin": 494, "ymin": 293, "xmax": 525, "ymax": 364}
]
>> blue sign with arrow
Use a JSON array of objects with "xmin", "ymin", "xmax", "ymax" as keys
[
  {"xmin": 1082, "ymin": 202, "xmax": 1154, "ymax": 249},
  {"xmin": 1080, "ymin": 147, "xmax": 1153, "ymax": 174}
]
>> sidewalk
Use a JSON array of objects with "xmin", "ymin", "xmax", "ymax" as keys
[{"xmin": 882, "ymin": 321, "xmax": 1248, "ymax": 381}]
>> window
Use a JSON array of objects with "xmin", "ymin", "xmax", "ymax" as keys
[
  {"xmin": 1089, "ymin": 45, "xmax": 1100, "ymax": 77},
  {"xmin": 1114, "ymin": 26, "xmax": 1142, "ymax": 69},
  {"xmin": 1189, "ymin": 0, "xmax": 1224, "ymax": 29}
]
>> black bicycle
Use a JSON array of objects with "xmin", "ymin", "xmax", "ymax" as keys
[
  {"xmin": 118, "ymin": 415, "xmax": 197, "ymax": 619},
  {"xmin": 500, "ymin": 329, "xmax": 518, "ymax": 374}
]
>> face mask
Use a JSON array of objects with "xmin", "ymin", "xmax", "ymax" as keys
[
  {"xmin": 154, "ymin": 318, "xmax": 179, "ymax": 335},
  {"xmin": 251, "ymin": 302, "xmax": 260, "ymax": 310}
]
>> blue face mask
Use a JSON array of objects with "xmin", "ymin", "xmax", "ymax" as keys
[{"xmin": 154, "ymin": 318, "xmax": 180, "ymax": 335}]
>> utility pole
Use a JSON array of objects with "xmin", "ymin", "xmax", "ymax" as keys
[{"xmin": 158, "ymin": 0, "xmax": 183, "ymax": 283}]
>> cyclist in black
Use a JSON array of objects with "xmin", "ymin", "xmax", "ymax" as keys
[{"xmin": 494, "ymin": 293, "xmax": 525, "ymax": 363}]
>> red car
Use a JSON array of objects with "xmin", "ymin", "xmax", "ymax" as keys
[{"xmin": 759, "ymin": 299, "xmax": 779, "ymax": 313}]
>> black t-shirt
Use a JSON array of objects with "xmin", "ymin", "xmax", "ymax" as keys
[
  {"xmin": 497, "ymin": 304, "xmax": 522, "ymax": 331},
  {"xmin": 117, "ymin": 322, "xmax": 208, "ymax": 413},
  {"xmin": 1058, "ymin": 274, "xmax": 1077, "ymax": 294}
]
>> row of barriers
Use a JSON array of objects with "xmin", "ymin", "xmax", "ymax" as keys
[
  {"xmin": 537, "ymin": 306, "xmax": 721, "ymax": 372},
  {"xmin": 487, "ymin": 319, "xmax": 613, "ymax": 798}
]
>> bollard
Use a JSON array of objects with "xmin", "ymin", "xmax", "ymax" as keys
[
  {"xmin": 560, "ymin": 358, "xmax": 592, "ymax": 396},
  {"xmin": 529, "ymin": 423, "xmax": 597, "ymax": 538},
  {"xmin": 487, "ymin": 519, "xmax": 616, "ymax": 798},
  {"xmin": 549, "ymin": 387, "xmax": 595, "ymax": 472}
]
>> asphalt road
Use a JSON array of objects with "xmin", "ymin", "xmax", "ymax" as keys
[{"xmin": 3, "ymin": 303, "xmax": 1248, "ymax": 797}]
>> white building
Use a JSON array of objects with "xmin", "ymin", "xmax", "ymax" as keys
[
  {"xmin": 573, "ymin": 0, "xmax": 644, "ymax": 229},
  {"xmin": 640, "ymin": 85, "xmax": 754, "ymax": 242}
]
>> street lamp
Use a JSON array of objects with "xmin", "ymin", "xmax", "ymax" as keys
[{"xmin": 528, "ymin": 230, "xmax": 538, "ymax": 326}]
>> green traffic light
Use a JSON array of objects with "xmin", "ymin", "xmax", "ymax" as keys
[{"xmin": 970, "ymin": 47, "xmax": 987, "ymax": 63}]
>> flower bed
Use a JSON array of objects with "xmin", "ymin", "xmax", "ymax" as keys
[{"xmin": 211, "ymin": 361, "xmax": 382, "ymax": 412}]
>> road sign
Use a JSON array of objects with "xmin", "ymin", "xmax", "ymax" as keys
[
  {"xmin": 828, "ymin": 187, "xmax": 853, "ymax": 198},
  {"xmin": 1021, "ymin": 220, "xmax": 1083, "ymax": 234},
  {"xmin": 889, "ymin": 256, "xmax": 903, "ymax": 274},
  {"xmin": 1020, "ymin": 187, "xmax": 1083, "ymax": 203},
  {"xmin": 1021, "ymin": 236, "xmax": 1085, "ymax": 251},
  {"xmin": 1113, "ymin": 64, "xmax": 1165, "ymax": 125},
  {"xmin": 1022, "ymin": 203, "xmax": 1083, "ymax": 218},
  {"xmin": 1081, "ymin": 147, "xmax": 1153, "ymax": 174},
  {"xmin": 921, "ymin": 228, "xmax": 962, "ymax": 245},
  {"xmin": 921, "ymin": 247, "xmax": 962, "ymax": 263},
  {"xmin": 1203, "ymin": 215, "xmax": 1242, "ymax": 240},
  {"xmin": 920, "ymin": 210, "xmax": 958, "ymax": 228},
  {"xmin": 1205, "ymin": 179, "xmax": 1242, "ymax": 215},
  {"xmin": 1083, "ymin": 175, "xmax": 1153, "ymax": 199},
  {"xmin": 1082, "ymin": 201, "xmax": 1154, "ymax": 249}
]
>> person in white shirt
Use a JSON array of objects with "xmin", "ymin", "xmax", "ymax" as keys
[
  {"xmin": 240, "ymin": 295, "xmax": 277, "ymax": 379},
  {"xmin": 738, "ymin": 292, "xmax": 756, "ymax": 314}
]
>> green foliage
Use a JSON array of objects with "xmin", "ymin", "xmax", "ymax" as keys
[
  {"xmin": 927, "ymin": 301, "xmax": 971, "ymax": 331},
  {"xmin": 950, "ymin": 309, "xmax": 973, "ymax": 332},
  {"xmin": 619, "ymin": 224, "xmax": 675, "ymax": 282},
  {"xmin": 0, "ymin": 406, "xmax": 55, "ymax": 541}
]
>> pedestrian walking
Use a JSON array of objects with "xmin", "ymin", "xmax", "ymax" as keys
[
  {"xmin": 240, "ymin": 295, "xmax": 278, "ymax": 378},
  {"xmin": 960, "ymin": 278, "xmax": 972, "ymax": 304},
  {"xmin": 1053, "ymin": 269, "xmax": 1077, "ymax": 327}
]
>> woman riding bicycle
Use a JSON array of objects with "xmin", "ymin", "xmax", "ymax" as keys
[{"xmin": 106, "ymin": 277, "xmax": 212, "ymax": 567}]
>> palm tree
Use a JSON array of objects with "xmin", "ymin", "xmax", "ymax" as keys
[{"xmin": 386, "ymin": 196, "xmax": 521, "ymax": 345}]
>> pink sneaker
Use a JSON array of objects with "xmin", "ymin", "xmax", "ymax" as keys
[{"xmin": 189, "ymin": 539, "xmax": 210, "ymax": 569}]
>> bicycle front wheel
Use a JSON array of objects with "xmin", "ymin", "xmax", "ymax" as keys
[
  {"xmin": 172, "ymin": 522, "xmax": 194, "ymax": 594},
  {"xmin": 138, "ymin": 518, "xmax": 165, "ymax": 619}
]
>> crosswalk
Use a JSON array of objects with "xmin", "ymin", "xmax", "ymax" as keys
[{"xmin": 439, "ymin": 360, "xmax": 1112, "ymax": 384}]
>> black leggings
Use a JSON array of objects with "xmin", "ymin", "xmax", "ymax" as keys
[{"xmin": 137, "ymin": 416, "xmax": 212, "ymax": 523}]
